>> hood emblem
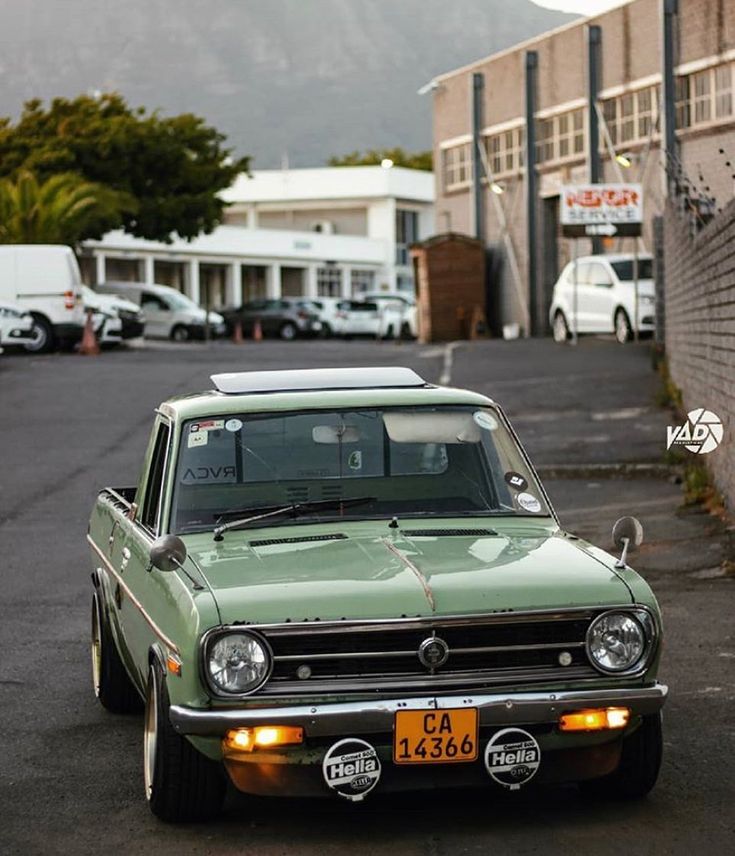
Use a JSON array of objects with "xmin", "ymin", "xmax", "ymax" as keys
[{"xmin": 418, "ymin": 636, "xmax": 449, "ymax": 670}]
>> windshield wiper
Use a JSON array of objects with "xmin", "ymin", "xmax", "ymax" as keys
[{"xmin": 212, "ymin": 497, "xmax": 377, "ymax": 541}]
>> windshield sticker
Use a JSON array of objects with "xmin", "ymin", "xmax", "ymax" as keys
[
  {"xmin": 190, "ymin": 419, "xmax": 224, "ymax": 432},
  {"xmin": 484, "ymin": 728, "xmax": 540, "ymax": 790},
  {"xmin": 504, "ymin": 471, "xmax": 528, "ymax": 492},
  {"xmin": 473, "ymin": 411, "xmax": 498, "ymax": 431},
  {"xmin": 187, "ymin": 430, "xmax": 208, "ymax": 449},
  {"xmin": 322, "ymin": 738, "xmax": 381, "ymax": 802},
  {"xmin": 181, "ymin": 465, "xmax": 236, "ymax": 483},
  {"xmin": 348, "ymin": 450, "xmax": 363, "ymax": 471},
  {"xmin": 517, "ymin": 492, "xmax": 542, "ymax": 513},
  {"xmin": 225, "ymin": 418, "xmax": 243, "ymax": 433}
]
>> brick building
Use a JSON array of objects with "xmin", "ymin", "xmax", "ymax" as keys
[{"xmin": 430, "ymin": 0, "xmax": 735, "ymax": 334}]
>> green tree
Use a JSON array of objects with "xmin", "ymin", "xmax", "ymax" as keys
[
  {"xmin": 0, "ymin": 93, "xmax": 249, "ymax": 242},
  {"xmin": 328, "ymin": 147, "xmax": 433, "ymax": 171},
  {"xmin": 0, "ymin": 170, "xmax": 135, "ymax": 245}
]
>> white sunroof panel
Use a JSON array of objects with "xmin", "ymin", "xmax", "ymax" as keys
[{"xmin": 210, "ymin": 366, "xmax": 427, "ymax": 395}]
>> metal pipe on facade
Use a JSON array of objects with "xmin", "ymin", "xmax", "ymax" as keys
[
  {"xmin": 524, "ymin": 51, "xmax": 539, "ymax": 336},
  {"xmin": 662, "ymin": 0, "xmax": 679, "ymax": 196},
  {"xmin": 587, "ymin": 24, "xmax": 603, "ymax": 254},
  {"xmin": 472, "ymin": 72, "xmax": 485, "ymax": 241}
]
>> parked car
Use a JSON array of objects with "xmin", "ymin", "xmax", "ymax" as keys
[
  {"xmin": 0, "ymin": 298, "xmax": 36, "ymax": 352},
  {"xmin": 0, "ymin": 244, "xmax": 85, "ymax": 352},
  {"xmin": 85, "ymin": 286, "xmax": 145, "ymax": 340},
  {"xmin": 297, "ymin": 297, "xmax": 342, "ymax": 337},
  {"xmin": 333, "ymin": 299, "xmax": 403, "ymax": 338},
  {"xmin": 362, "ymin": 291, "xmax": 418, "ymax": 339},
  {"xmin": 81, "ymin": 286, "xmax": 127, "ymax": 347},
  {"xmin": 221, "ymin": 298, "xmax": 321, "ymax": 340},
  {"xmin": 87, "ymin": 365, "xmax": 666, "ymax": 822},
  {"xmin": 549, "ymin": 254, "xmax": 655, "ymax": 344},
  {"xmin": 96, "ymin": 282, "xmax": 224, "ymax": 341}
]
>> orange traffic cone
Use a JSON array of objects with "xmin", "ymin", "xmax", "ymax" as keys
[
  {"xmin": 79, "ymin": 309, "xmax": 100, "ymax": 356},
  {"xmin": 253, "ymin": 318, "xmax": 263, "ymax": 342},
  {"xmin": 233, "ymin": 319, "xmax": 244, "ymax": 344}
]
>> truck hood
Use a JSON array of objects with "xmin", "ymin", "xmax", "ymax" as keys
[{"xmin": 183, "ymin": 521, "xmax": 633, "ymax": 625}]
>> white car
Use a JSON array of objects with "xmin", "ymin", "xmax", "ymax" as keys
[
  {"xmin": 332, "ymin": 300, "xmax": 404, "ymax": 339},
  {"xmin": 298, "ymin": 297, "xmax": 343, "ymax": 337},
  {"xmin": 362, "ymin": 292, "xmax": 418, "ymax": 339},
  {"xmin": 0, "ymin": 298, "xmax": 36, "ymax": 353},
  {"xmin": 81, "ymin": 286, "xmax": 127, "ymax": 346},
  {"xmin": 97, "ymin": 282, "xmax": 225, "ymax": 341},
  {"xmin": 549, "ymin": 253, "xmax": 655, "ymax": 344}
]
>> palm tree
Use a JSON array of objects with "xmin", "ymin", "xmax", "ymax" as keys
[{"xmin": 0, "ymin": 170, "xmax": 135, "ymax": 245}]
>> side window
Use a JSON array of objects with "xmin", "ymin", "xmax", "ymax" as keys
[
  {"xmin": 573, "ymin": 262, "xmax": 591, "ymax": 286},
  {"xmin": 588, "ymin": 263, "xmax": 613, "ymax": 288},
  {"xmin": 141, "ymin": 422, "xmax": 171, "ymax": 532},
  {"xmin": 142, "ymin": 294, "xmax": 167, "ymax": 311}
]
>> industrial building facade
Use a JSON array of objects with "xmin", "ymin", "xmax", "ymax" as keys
[{"xmin": 431, "ymin": 0, "xmax": 735, "ymax": 334}]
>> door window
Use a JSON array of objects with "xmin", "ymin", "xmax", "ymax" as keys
[
  {"xmin": 140, "ymin": 422, "xmax": 171, "ymax": 533},
  {"xmin": 141, "ymin": 294, "xmax": 168, "ymax": 311},
  {"xmin": 587, "ymin": 263, "xmax": 613, "ymax": 288}
]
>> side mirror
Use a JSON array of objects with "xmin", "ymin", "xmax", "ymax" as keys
[
  {"xmin": 149, "ymin": 534, "xmax": 187, "ymax": 573},
  {"xmin": 612, "ymin": 516, "xmax": 643, "ymax": 569}
]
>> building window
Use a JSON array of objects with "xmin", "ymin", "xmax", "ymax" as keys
[
  {"xmin": 675, "ymin": 76, "xmax": 691, "ymax": 129},
  {"xmin": 572, "ymin": 109, "xmax": 585, "ymax": 153},
  {"xmin": 534, "ymin": 109, "xmax": 583, "ymax": 165},
  {"xmin": 715, "ymin": 64, "xmax": 733, "ymax": 118},
  {"xmin": 619, "ymin": 93, "xmax": 636, "ymax": 142},
  {"xmin": 536, "ymin": 117, "xmax": 554, "ymax": 163},
  {"xmin": 442, "ymin": 142, "xmax": 471, "ymax": 190},
  {"xmin": 489, "ymin": 134, "xmax": 502, "ymax": 175},
  {"xmin": 350, "ymin": 269, "xmax": 375, "ymax": 295},
  {"xmin": 316, "ymin": 266, "xmax": 341, "ymax": 297},
  {"xmin": 481, "ymin": 127, "xmax": 524, "ymax": 177},
  {"xmin": 602, "ymin": 98, "xmax": 618, "ymax": 145},
  {"xmin": 504, "ymin": 130, "xmax": 515, "ymax": 171},
  {"xmin": 557, "ymin": 113, "xmax": 570, "ymax": 158},
  {"xmin": 636, "ymin": 88, "xmax": 654, "ymax": 138},
  {"xmin": 396, "ymin": 209, "xmax": 418, "ymax": 266},
  {"xmin": 396, "ymin": 273, "xmax": 414, "ymax": 294},
  {"xmin": 693, "ymin": 69, "xmax": 712, "ymax": 123}
]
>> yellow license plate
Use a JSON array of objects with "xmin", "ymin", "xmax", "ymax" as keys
[{"xmin": 393, "ymin": 708, "xmax": 478, "ymax": 764}]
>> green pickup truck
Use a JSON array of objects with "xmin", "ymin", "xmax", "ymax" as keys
[{"xmin": 87, "ymin": 366, "xmax": 667, "ymax": 822}]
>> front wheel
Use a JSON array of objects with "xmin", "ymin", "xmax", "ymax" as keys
[
  {"xmin": 23, "ymin": 315, "xmax": 55, "ymax": 353},
  {"xmin": 614, "ymin": 308, "xmax": 632, "ymax": 344},
  {"xmin": 552, "ymin": 311, "xmax": 570, "ymax": 343},
  {"xmin": 171, "ymin": 324, "xmax": 190, "ymax": 342},
  {"xmin": 580, "ymin": 713, "xmax": 663, "ymax": 800},
  {"xmin": 279, "ymin": 322, "xmax": 297, "ymax": 340},
  {"xmin": 144, "ymin": 664, "xmax": 226, "ymax": 822},
  {"xmin": 91, "ymin": 591, "xmax": 142, "ymax": 714}
]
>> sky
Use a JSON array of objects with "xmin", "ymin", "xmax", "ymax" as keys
[{"xmin": 532, "ymin": 0, "xmax": 629, "ymax": 13}]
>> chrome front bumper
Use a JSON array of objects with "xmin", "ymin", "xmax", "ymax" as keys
[{"xmin": 170, "ymin": 683, "xmax": 668, "ymax": 737}]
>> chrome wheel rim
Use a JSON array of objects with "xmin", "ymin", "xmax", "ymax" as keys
[
  {"xmin": 553, "ymin": 315, "xmax": 567, "ymax": 342},
  {"xmin": 144, "ymin": 671, "xmax": 158, "ymax": 801},
  {"xmin": 25, "ymin": 323, "xmax": 47, "ymax": 352},
  {"xmin": 282, "ymin": 324, "xmax": 295, "ymax": 340},
  {"xmin": 91, "ymin": 598, "xmax": 102, "ymax": 698},
  {"xmin": 615, "ymin": 313, "xmax": 629, "ymax": 343}
]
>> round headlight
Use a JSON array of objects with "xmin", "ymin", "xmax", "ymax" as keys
[
  {"xmin": 206, "ymin": 632, "xmax": 271, "ymax": 694},
  {"xmin": 586, "ymin": 612, "xmax": 646, "ymax": 673}
]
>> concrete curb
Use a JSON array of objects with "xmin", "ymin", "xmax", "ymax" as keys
[{"xmin": 537, "ymin": 462, "xmax": 680, "ymax": 480}]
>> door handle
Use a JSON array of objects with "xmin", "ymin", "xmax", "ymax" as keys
[{"xmin": 121, "ymin": 546, "xmax": 131, "ymax": 571}]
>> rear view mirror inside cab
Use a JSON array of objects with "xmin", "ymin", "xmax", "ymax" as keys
[
  {"xmin": 383, "ymin": 412, "xmax": 483, "ymax": 444},
  {"xmin": 312, "ymin": 425, "xmax": 361, "ymax": 444}
]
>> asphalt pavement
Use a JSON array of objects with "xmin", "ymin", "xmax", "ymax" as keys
[{"xmin": 1, "ymin": 336, "xmax": 733, "ymax": 855}]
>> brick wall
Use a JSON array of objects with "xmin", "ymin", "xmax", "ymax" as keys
[{"xmin": 663, "ymin": 198, "xmax": 735, "ymax": 508}]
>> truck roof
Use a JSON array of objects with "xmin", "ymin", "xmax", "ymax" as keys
[{"xmin": 159, "ymin": 367, "xmax": 494, "ymax": 420}]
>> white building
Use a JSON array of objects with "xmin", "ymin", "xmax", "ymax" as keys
[{"xmin": 80, "ymin": 166, "xmax": 435, "ymax": 308}]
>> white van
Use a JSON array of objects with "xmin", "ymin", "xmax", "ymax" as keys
[
  {"xmin": 0, "ymin": 245, "xmax": 86, "ymax": 352},
  {"xmin": 96, "ymin": 282, "xmax": 225, "ymax": 341}
]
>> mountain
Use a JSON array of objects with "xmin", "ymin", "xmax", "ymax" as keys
[{"xmin": 0, "ymin": 0, "xmax": 576, "ymax": 167}]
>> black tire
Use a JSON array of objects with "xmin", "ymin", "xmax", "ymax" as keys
[
  {"xmin": 320, "ymin": 323, "xmax": 333, "ymax": 339},
  {"xmin": 400, "ymin": 321, "xmax": 414, "ymax": 341},
  {"xmin": 383, "ymin": 325, "xmax": 396, "ymax": 340},
  {"xmin": 23, "ymin": 315, "xmax": 55, "ymax": 353},
  {"xmin": 91, "ymin": 591, "xmax": 143, "ymax": 714},
  {"xmin": 552, "ymin": 311, "xmax": 570, "ymax": 343},
  {"xmin": 614, "ymin": 308, "xmax": 632, "ymax": 344},
  {"xmin": 144, "ymin": 664, "xmax": 226, "ymax": 823},
  {"xmin": 279, "ymin": 322, "xmax": 297, "ymax": 341},
  {"xmin": 580, "ymin": 713, "xmax": 663, "ymax": 800},
  {"xmin": 171, "ymin": 325, "xmax": 190, "ymax": 342}
]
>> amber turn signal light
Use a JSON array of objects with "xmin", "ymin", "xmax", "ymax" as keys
[
  {"xmin": 558, "ymin": 707, "xmax": 630, "ymax": 732},
  {"xmin": 223, "ymin": 726, "xmax": 304, "ymax": 753}
]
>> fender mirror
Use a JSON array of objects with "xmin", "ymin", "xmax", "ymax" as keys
[
  {"xmin": 149, "ymin": 534, "xmax": 187, "ymax": 573},
  {"xmin": 611, "ymin": 516, "xmax": 643, "ymax": 569}
]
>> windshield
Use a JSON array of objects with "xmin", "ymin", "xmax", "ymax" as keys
[
  {"xmin": 610, "ymin": 259, "xmax": 653, "ymax": 280},
  {"xmin": 170, "ymin": 406, "xmax": 551, "ymax": 533},
  {"xmin": 166, "ymin": 291, "xmax": 199, "ymax": 310}
]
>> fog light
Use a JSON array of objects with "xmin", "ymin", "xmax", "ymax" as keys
[
  {"xmin": 223, "ymin": 726, "xmax": 304, "ymax": 753},
  {"xmin": 558, "ymin": 707, "xmax": 630, "ymax": 732}
]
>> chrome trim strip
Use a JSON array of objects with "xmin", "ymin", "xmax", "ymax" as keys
[
  {"xmin": 272, "ymin": 640, "xmax": 587, "ymax": 662},
  {"xmin": 87, "ymin": 534, "xmax": 180, "ymax": 655},
  {"xmin": 170, "ymin": 683, "xmax": 668, "ymax": 737}
]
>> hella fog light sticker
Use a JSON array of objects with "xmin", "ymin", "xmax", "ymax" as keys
[
  {"xmin": 322, "ymin": 738, "xmax": 381, "ymax": 802},
  {"xmin": 484, "ymin": 728, "xmax": 540, "ymax": 790}
]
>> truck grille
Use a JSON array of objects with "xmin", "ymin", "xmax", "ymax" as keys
[{"xmin": 255, "ymin": 610, "xmax": 600, "ymax": 696}]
